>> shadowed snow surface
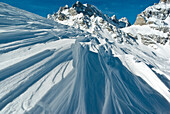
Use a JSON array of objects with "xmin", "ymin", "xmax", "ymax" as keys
[
  {"xmin": 0, "ymin": 2, "xmax": 170, "ymax": 114},
  {"xmin": 28, "ymin": 43, "xmax": 170, "ymax": 114}
]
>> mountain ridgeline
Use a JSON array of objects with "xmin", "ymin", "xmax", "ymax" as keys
[
  {"xmin": 48, "ymin": 0, "xmax": 170, "ymax": 46},
  {"xmin": 0, "ymin": 0, "xmax": 170, "ymax": 114}
]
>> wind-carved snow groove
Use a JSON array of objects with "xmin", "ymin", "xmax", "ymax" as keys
[
  {"xmin": 52, "ymin": 61, "xmax": 70, "ymax": 82},
  {"xmin": 0, "ymin": 48, "xmax": 72, "ymax": 110},
  {"xmin": 52, "ymin": 63, "xmax": 66, "ymax": 82},
  {"xmin": 0, "ymin": 1, "xmax": 170, "ymax": 113},
  {"xmin": 0, "ymin": 31, "xmax": 47, "ymax": 43},
  {"xmin": 21, "ymin": 71, "xmax": 50, "ymax": 111},
  {"xmin": 0, "ymin": 35, "xmax": 58, "ymax": 54},
  {"xmin": 27, "ymin": 42, "xmax": 105, "ymax": 114},
  {"xmin": 27, "ymin": 42, "xmax": 170, "ymax": 114},
  {"xmin": 0, "ymin": 49, "xmax": 54, "ymax": 81}
]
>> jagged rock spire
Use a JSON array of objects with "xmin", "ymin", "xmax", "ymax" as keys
[
  {"xmin": 72, "ymin": 1, "xmax": 84, "ymax": 8},
  {"xmin": 111, "ymin": 15, "xmax": 119, "ymax": 23},
  {"xmin": 119, "ymin": 17, "xmax": 131, "ymax": 27}
]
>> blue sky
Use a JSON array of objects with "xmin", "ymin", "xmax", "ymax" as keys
[{"xmin": 0, "ymin": 0, "xmax": 159, "ymax": 24}]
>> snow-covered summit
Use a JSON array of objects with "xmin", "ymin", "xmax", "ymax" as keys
[
  {"xmin": 123, "ymin": 1, "xmax": 170, "ymax": 45},
  {"xmin": 119, "ymin": 17, "xmax": 131, "ymax": 28},
  {"xmin": 47, "ymin": 1, "xmax": 131, "ymax": 35},
  {"xmin": 0, "ymin": 2, "xmax": 170, "ymax": 114},
  {"xmin": 134, "ymin": 0, "xmax": 170, "ymax": 26},
  {"xmin": 160, "ymin": 0, "xmax": 170, "ymax": 3},
  {"xmin": 47, "ymin": 1, "xmax": 134, "ymax": 47}
]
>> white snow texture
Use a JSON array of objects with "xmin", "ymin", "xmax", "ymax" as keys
[{"xmin": 0, "ymin": 1, "xmax": 170, "ymax": 114}]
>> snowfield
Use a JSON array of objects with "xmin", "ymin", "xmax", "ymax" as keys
[{"xmin": 0, "ymin": 1, "xmax": 170, "ymax": 114}]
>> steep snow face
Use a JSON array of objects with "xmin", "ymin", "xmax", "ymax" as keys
[
  {"xmin": 123, "ymin": 1, "xmax": 170, "ymax": 45},
  {"xmin": 28, "ymin": 42, "xmax": 170, "ymax": 114},
  {"xmin": 0, "ymin": 2, "xmax": 170, "ymax": 114},
  {"xmin": 0, "ymin": 2, "xmax": 91, "ymax": 113}
]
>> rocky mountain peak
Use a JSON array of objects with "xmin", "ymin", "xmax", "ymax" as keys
[
  {"xmin": 160, "ymin": 0, "xmax": 170, "ymax": 3},
  {"xmin": 47, "ymin": 1, "xmax": 131, "ymax": 29},
  {"xmin": 47, "ymin": 1, "xmax": 132, "ymax": 43},
  {"xmin": 134, "ymin": 1, "xmax": 170, "ymax": 26},
  {"xmin": 119, "ymin": 17, "xmax": 131, "ymax": 27},
  {"xmin": 111, "ymin": 15, "xmax": 131, "ymax": 28},
  {"xmin": 57, "ymin": 5, "xmax": 69, "ymax": 14},
  {"xmin": 125, "ymin": 1, "xmax": 170, "ymax": 45},
  {"xmin": 111, "ymin": 15, "xmax": 119, "ymax": 23},
  {"xmin": 1, "ymin": 2, "xmax": 170, "ymax": 114},
  {"xmin": 64, "ymin": 1, "xmax": 102, "ymax": 17},
  {"xmin": 72, "ymin": 1, "xmax": 84, "ymax": 8}
]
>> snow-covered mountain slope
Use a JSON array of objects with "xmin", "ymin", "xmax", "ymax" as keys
[
  {"xmin": 122, "ymin": 0, "xmax": 170, "ymax": 46},
  {"xmin": 0, "ymin": 1, "xmax": 170, "ymax": 114}
]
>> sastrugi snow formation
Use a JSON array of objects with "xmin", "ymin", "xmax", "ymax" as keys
[{"xmin": 0, "ymin": 0, "xmax": 170, "ymax": 113}]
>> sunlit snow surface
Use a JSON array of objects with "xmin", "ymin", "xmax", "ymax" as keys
[{"xmin": 0, "ymin": 2, "xmax": 170, "ymax": 114}]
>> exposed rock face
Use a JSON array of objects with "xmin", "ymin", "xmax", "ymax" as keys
[
  {"xmin": 140, "ymin": 34, "xmax": 168, "ymax": 45},
  {"xmin": 72, "ymin": 1, "xmax": 84, "ymax": 8},
  {"xmin": 58, "ymin": 13, "xmax": 67, "ymax": 21},
  {"xmin": 123, "ymin": 1, "xmax": 170, "ymax": 46},
  {"xmin": 134, "ymin": 0, "xmax": 170, "ymax": 26},
  {"xmin": 47, "ymin": 0, "xmax": 132, "ymax": 38},
  {"xmin": 58, "ymin": 5, "xmax": 69, "ymax": 14},
  {"xmin": 48, "ymin": 1, "xmax": 131, "ymax": 29},
  {"xmin": 70, "ymin": 1, "xmax": 103, "ymax": 17},
  {"xmin": 68, "ymin": 8, "xmax": 78, "ymax": 16},
  {"xmin": 111, "ymin": 15, "xmax": 119, "ymax": 23},
  {"xmin": 160, "ymin": 0, "xmax": 170, "ymax": 3},
  {"xmin": 111, "ymin": 15, "xmax": 131, "ymax": 28},
  {"xmin": 49, "ymin": 1, "xmax": 105, "ymax": 23},
  {"xmin": 134, "ymin": 14, "xmax": 146, "ymax": 25},
  {"xmin": 119, "ymin": 17, "xmax": 131, "ymax": 27}
]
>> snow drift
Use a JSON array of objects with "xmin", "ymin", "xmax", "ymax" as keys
[{"xmin": 0, "ymin": 1, "xmax": 170, "ymax": 114}]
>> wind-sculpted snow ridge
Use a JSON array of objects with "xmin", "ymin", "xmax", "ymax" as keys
[
  {"xmin": 27, "ymin": 42, "xmax": 170, "ymax": 114},
  {"xmin": 0, "ymin": 2, "xmax": 170, "ymax": 114}
]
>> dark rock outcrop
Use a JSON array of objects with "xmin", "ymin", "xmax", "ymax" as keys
[
  {"xmin": 134, "ymin": 0, "xmax": 170, "ymax": 26},
  {"xmin": 140, "ymin": 34, "xmax": 168, "ymax": 45},
  {"xmin": 70, "ymin": 1, "xmax": 102, "ymax": 17},
  {"xmin": 58, "ymin": 5, "xmax": 69, "ymax": 14},
  {"xmin": 111, "ymin": 15, "xmax": 119, "ymax": 23},
  {"xmin": 132, "ymin": 1, "xmax": 170, "ymax": 45},
  {"xmin": 119, "ymin": 17, "xmax": 131, "ymax": 27},
  {"xmin": 134, "ymin": 14, "xmax": 146, "ymax": 25},
  {"xmin": 58, "ymin": 13, "xmax": 67, "ymax": 21}
]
